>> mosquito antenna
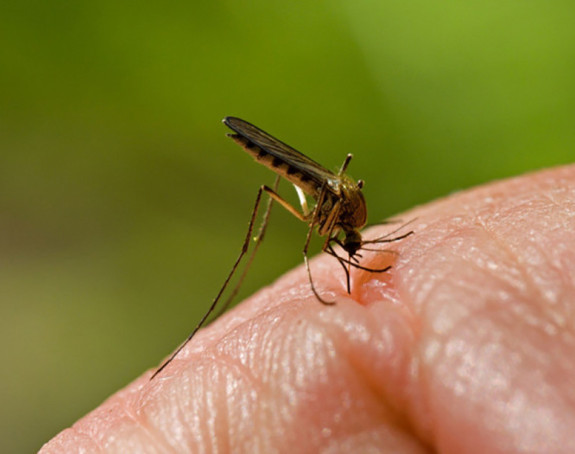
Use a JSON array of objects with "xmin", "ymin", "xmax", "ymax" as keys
[
  {"xmin": 362, "ymin": 216, "xmax": 418, "ymax": 231},
  {"xmin": 361, "ymin": 218, "xmax": 417, "ymax": 249},
  {"xmin": 362, "ymin": 229, "xmax": 414, "ymax": 245},
  {"xmin": 358, "ymin": 247, "xmax": 400, "ymax": 253}
]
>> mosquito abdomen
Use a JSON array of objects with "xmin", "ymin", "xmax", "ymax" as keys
[{"xmin": 229, "ymin": 133, "xmax": 319, "ymax": 196}]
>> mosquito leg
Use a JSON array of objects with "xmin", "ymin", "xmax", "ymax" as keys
[
  {"xmin": 303, "ymin": 253, "xmax": 335, "ymax": 305},
  {"xmin": 262, "ymin": 182, "xmax": 339, "ymax": 305},
  {"xmin": 151, "ymin": 183, "xmax": 270, "ymax": 380},
  {"xmin": 254, "ymin": 175, "xmax": 281, "ymax": 243},
  {"xmin": 261, "ymin": 186, "xmax": 307, "ymax": 222},
  {"xmin": 324, "ymin": 241, "xmax": 351, "ymax": 294},
  {"xmin": 327, "ymin": 253, "xmax": 392, "ymax": 273},
  {"xmin": 214, "ymin": 175, "xmax": 281, "ymax": 319},
  {"xmin": 329, "ymin": 237, "xmax": 362, "ymax": 263},
  {"xmin": 321, "ymin": 234, "xmax": 352, "ymax": 294},
  {"xmin": 302, "ymin": 184, "xmax": 337, "ymax": 305}
]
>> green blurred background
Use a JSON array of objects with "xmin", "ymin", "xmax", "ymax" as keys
[{"xmin": 1, "ymin": 1, "xmax": 574, "ymax": 452}]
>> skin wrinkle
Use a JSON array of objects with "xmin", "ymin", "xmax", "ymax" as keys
[
  {"xmin": 139, "ymin": 370, "xmax": 195, "ymax": 451},
  {"xmin": 296, "ymin": 331, "xmax": 342, "ymax": 446},
  {"xmin": 538, "ymin": 217, "xmax": 575, "ymax": 309},
  {"xmin": 70, "ymin": 427, "xmax": 104, "ymax": 453},
  {"xmin": 478, "ymin": 198, "xmax": 575, "ymax": 335},
  {"xmin": 159, "ymin": 355, "xmax": 263, "ymax": 451},
  {"xmin": 400, "ymin": 220, "xmax": 466, "ymax": 311},
  {"xmin": 245, "ymin": 288, "xmax": 420, "ymax": 450},
  {"xmin": 413, "ymin": 249, "xmax": 473, "ymax": 337},
  {"xmin": 361, "ymin": 231, "xmax": 436, "ymax": 443},
  {"xmin": 313, "ymin": 338, "xmax": 409, "ymax": 450},
  {"xmin": 318, "ymin": 276, "xmax": 431, "ymax": 451},
  {"xmin": 414, "ymin": 203, "xmax": 555, "ymax": 342},
  {"xmin": 453, "ymin": 247, "xmax": 538, "ymax": 339},
  {"xmin": 473, "ymin": 218, "xmax": 540, "ymax": 296},
  {"xmin": 113, "ymin": 383, "xmax": 176, "ymax": 453},
  {"xmin": 340, "ymin": 315, "xmax": 428, "ymax": 452},
  {"xmin": 426, "ymin": 175, "xmax": 575, "ymax": 451},
  {"xmin": 212, "ymin": 334, "xmax": 282, "ymax": 450},
  {"xmin": 438, "ymin": 315, "xmax": 567, "ymax": 452},
  {"xmin": 192, "ymin": 299, "xmax": 331, "ymax": 451},
  {"xmin": 126, "ymin": 394, "xmax": 175, "ymax": 453},
  {"xmin": 273, "ymin": 317, "xmax": 335, "ymax": 444},
  {"xmin": 88, "ymin": 410, "xmax": 164, "ymax": 454},
  {"xmin": 40, "ymin": 165, "xmax": 575, "ymax": 453},
  {"xmin": 48, "ymin": 427, "xmax": 102, "ymax": 454},
  {"xmin": 388, "ymin": 168, "xmax": 575, "ymax": 451},
  {"xmin": 66, "ymin": 383, "xmax": 151, "ymax": 453},
  {"xmin": 256, "ymin": 324, "xmax": 295, "ymax": 444}
]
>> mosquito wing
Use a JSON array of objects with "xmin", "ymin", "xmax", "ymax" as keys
[{"xmin": 223, "ymin": 116, "xmax": 337, "ymax": 197}]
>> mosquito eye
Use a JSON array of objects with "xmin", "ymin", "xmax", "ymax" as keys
[{"xmin": 358, "ymin": 180, "xmax": 364, "ymax": 189}]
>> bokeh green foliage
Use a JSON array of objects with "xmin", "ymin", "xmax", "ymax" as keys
[{"xmin": 1, "ymin": 1, "xmax": 574, "ymax": 452}]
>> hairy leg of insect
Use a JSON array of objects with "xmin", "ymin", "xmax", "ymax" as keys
[
  {"xmin": 360, "ymin": 230, "xmax": 414, "ymax": 249},
  {"xmin": 216, "ymin": 180, "xmax": 332, "ymax": 308},
  {"xmin": 302, "ymin": 184, "xmax": 337, "ymax": 305},
  {"xmin": 324, "ymin": 244, "xmax": 393, "ymax": 273},
  {"xmin": 361, "ymin": 220, "xmax": 416, "ymax": 245},
  {"xmin": 260, "ymin": 186, "xmax": 308, "ymax": 222},
  {"xmin": 326, "ymin": 237, "xmax": 394, "ymax": 273},
  {"xmin": 325, "ymin": 240, "xmax": 352, "ymax": 294},
  {"xmin": 151, "ymin": 183, "xmax": 273, "ymax": 380},
  {"xmin": 213, "ymin": 175, "xmax": 281, "ymax": 319},
  {"xmin": 294, "ymin": 185, "xmax": 311, "ymax": 217},
  {"xmin": 252, "ymin": 182, "xmax": 337, "ymax": 304}
]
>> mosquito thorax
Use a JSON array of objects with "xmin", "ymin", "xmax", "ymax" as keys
[{"xmin": 339, "ymin": 176, "xmax": 367, "ymax": 229}]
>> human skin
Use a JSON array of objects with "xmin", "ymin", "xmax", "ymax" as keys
[{"xmin": 41, "ymin": 165, "xmax": 575, "ymax": 453}]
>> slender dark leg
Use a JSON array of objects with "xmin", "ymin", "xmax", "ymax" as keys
[
  {"xmin": 325, "ymin": 238, "xmax": 393, "ymax": 273},
  {"xmin": 152, "ymin": 177, "xmax": 311, "ymax": 379},
  {"xmin": 303, "ymin": 184, "xmax": 337, "ymax": 305},
  {"xmin": 151, "ymin": 183, "xmax": 271, "ymax": 379},
  {"xmin": 324, "ymin": 248, "xmax": 392, "ymax": 273},
  {"xmin": 324, "ymin": 241, "xmax": 351, "ymax": 294},
  {"xmin": 213, "ymin": 175, "xmax": 281, "ymax": 318}
]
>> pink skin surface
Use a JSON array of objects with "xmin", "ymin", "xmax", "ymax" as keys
[{"xmin": 41, "ymin": 165, "xmax": 575, "ymax": 454}]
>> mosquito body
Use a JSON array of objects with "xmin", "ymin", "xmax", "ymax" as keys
[{"xmin": 151, "ymin": 117, "xmax": 413, "ymax": 379}]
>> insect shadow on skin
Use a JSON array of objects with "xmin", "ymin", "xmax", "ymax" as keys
[{"xmin": 151, "ymin": 117, "xmax": 414, "ymax": 379}]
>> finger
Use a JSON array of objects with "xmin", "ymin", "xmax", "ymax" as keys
[
  {"xmin": 41, "ymin": 165, "xmax": 575, "ymax": 453},
  {"xmin": 374, "ymin": 164, "xmax": 575, "ymax": 453}
]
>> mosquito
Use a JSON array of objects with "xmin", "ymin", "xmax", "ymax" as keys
[{"xmin": 151, "ymin": 117, "xmax": 413, "ymax": 379}]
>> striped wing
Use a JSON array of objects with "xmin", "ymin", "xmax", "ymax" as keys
[{"xmin": 223, "ymin": 117, "xmax": 336, "ymax": 193}]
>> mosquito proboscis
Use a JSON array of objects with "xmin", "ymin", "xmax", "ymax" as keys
[{"xmin": 151, "ymin": 117, "xmax": 413, "ymax": 379}]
